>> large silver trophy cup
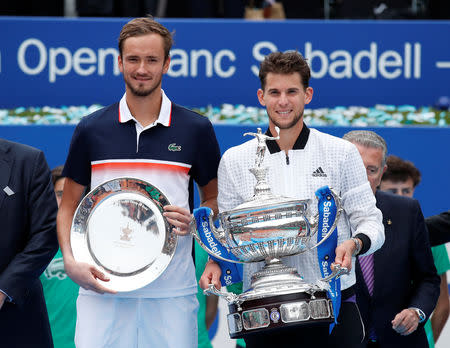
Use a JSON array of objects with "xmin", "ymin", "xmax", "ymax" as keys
[{"xmin": 192, "ymin": 129, "xmax": 347, "ymax": 338}]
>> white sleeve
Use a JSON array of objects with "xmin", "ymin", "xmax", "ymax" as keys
[
  {"xmin": 340, "ymin": 144, "xmax": 385, "ymax": 255},
  {"xmin": 217, "ymin": 149, "xmax": 244, "ymax": 213}
]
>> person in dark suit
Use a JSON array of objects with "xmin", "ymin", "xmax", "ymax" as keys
[
  {"xmin": 343, "ymin": 130, "xmax": 440, "ymax": 348},
  {"xmin": 379, "ymin": 155, "xmax": 450, "ymax": 346},
  {"xmin": 0, "ymin": 138, "xmax": 59, "ymax": 347}
]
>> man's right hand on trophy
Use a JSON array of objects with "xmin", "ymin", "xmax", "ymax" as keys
[
  {"xmin": 333, "ymin": 238, "xmax": 362, "ymax": 271},
  {"xmin": 199, "ymin": 259, "xmax": 222, "ymax": 291},
  {"xmin": 65, "ymin": 258, "xmax": 117, "ymax": 294}
]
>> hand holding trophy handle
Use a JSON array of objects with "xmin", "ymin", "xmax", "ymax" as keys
[
  {"xmin": 203, "ymin": 284, "xmax": 241, "ymax": 305},
  {"xmin": 320, "ymin": 263, "xmax": 349, "ymax": 282},
  {"xmin": 189, "ymin": 209, "xmax": 246, "ymax": 265}
]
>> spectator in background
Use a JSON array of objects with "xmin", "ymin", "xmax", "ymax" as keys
[
  {"xmin": 427, "ymin": 211, "xmax": 450, "ymax": 247},
  {"xmin": 343, "ymin": 130, "xmax": 440, "ymax": 348},
  {"xmin": 40, "ymin": 166, "xmax": 79, "ymax": 348},
  {"xmin": 76, "ymin": 0, "xmax": 245, "ymax": 18},
  {"xmin": 333, "ymin": 0, "xmax": 376, "ymax": 19},
  {"xmin": 280, "ymin": 0, "xmax": 324, "ymax": 18},
  {"xmin": 333, "ymin": 0, "xmax": 423, "ymax": 19},
  {"xmin": 380, "ymin": 155, "xmax": 450, "ymax": 347},
  {"xmin": 166, "ymin": 0, "xmax": 244, "ymax": 18},
  {"xmin": 76, "ymin": 0, "xmax": 115, "ymax": 16},
  {"xmin": 0, "ymin": 138, "xmax": 59, "ymax": 348},
  {"xmin": 0, "ymin": 0, "xmax": 63, "ymax": 16},
  {"xmin": 51, "ymin": 165, "xmax": 66, "ymax": 206},
  {"xmin": 428, "ymin": 0, "xmax": 450, "ymax": 19},
  {"xmin": 76, "ymin": 0, "xmax": 157, "ymax": 17},
  {"xmin": 379, "ymin": 155, "xmax": 420, "ymax": 197}
]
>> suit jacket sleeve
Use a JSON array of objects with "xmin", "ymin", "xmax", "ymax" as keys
[
  {"xmin": 408, "ymin": 200, "xmax": 441, "ymax": 319},
  {"xmin": 426, "ymin": 210, "xmax": 450, "ymax": 247},
  {"xmin": 0, "ymin": 150, "xmax": 58, "ymax": 305}
]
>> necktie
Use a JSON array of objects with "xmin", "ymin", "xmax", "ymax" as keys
[
  {"xmin": 359, "ymin": 253, "xmax": 377, "ymax": 341},
  {"xmin": 359, "ymin": 253, "xmax": 374, "ymax": 296}
]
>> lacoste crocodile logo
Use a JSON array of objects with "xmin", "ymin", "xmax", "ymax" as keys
[
  {"xmin": 168, "ymin": 143, "xmax": 181, "ymax": 151},
  {"xmin": 43, "ymin": 258, "xmax": 67, "ymax": 280}
]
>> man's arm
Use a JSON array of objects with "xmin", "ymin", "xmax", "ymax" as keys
[
  {"xmin": 196, "ymin": 180, "xmax": 222, "ymax": 290},
  {"xmin": 205, "ymin": 290, "xmax": 219, "ymax": 329},
  {"xmin": 163, "ymin": 178, "xmax": 218, "ymax": 236},
  {"xmin": 198, "ymin": 178, "xmax": 218, "ymax": 215},
  {"xmin": 57, "ymin": 177, "xmax": 115, "ymax": 294},
  {"xmin": 0, "ymin": 149, "xmax": 58, "ymax": 305},
  {"xmin": 169, "ymin": 116, "xmax": 219, "ymax": 234},
  {"xmin": 431, "ymin": 273, "xmax": 450, "ymax": 342},
  {"xmin": 392, "ymin": 200, "xmax": 440, "ymax": 336},
  {"xmin": 199, "ymin": 154, "xmax": 236, "ymax": 290}
]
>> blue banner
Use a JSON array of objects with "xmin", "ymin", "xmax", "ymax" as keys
[
  {"xmin": 0, "ymin": 17, "xmax": 449, "ymax": 108},
  {"xmin": 315, "ymin": 186, "xmax": 340, "ymax": 331},
  {"xmin": 193, "ymin": 207, "xmax": 242, "ymax": 287}
]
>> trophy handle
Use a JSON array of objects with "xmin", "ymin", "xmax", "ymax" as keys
[
  {"xmin": 309, "ymin": 188, "xmax": 344, "ymax": 250},
  {"xmin": 203, "ymin": 284, "xmax": 241, "ymax": 305},
  {"xmin": 319, "ymin": 263, "xmax": 349, "ymax": 282},
  {"xmin": 190, "ymin": 211, "xmax": 246, "ymax": 265}
]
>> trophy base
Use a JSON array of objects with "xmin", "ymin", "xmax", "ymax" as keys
[{"xmin": 227, "ymin": 290, "xmax": 333, "ymax": 339}]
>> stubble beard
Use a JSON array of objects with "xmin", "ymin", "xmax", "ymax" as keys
[
  {"xmin": 125, "ymin": 75, "xmax": 162, "ymax": 97},
  {"xmin": 269, "ymin": 111, "xmax": 303, "ymax": 130}
]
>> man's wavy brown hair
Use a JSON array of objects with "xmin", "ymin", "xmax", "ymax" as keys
[{"xmin": 259, "ymin": 51, "xmax": 311, "ymax": 91}]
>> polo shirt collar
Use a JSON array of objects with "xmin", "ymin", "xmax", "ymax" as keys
[
  {"xmin": 265, "ymin": 124, "xmax": 310, "ymax": 154},
  {"xmin": 118, "ymin": 89, "xmax": 172, "ymax": 127}
]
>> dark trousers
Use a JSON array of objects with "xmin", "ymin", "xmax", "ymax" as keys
[
  {"xmin": 328, "ymin": 302, "xmax": 365, "ymax": 347},
  {"xmin": 244, "ymin": 301, "xmax": 364, "ymax": 348},
  {"xmin": 244, "ymin": 323, "xmax": 329, "ymax": 347}
]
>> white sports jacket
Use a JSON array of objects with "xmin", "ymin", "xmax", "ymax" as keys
[{"xmin": 218, "ymin": 126, "xmax": 385, "ymax": 291}]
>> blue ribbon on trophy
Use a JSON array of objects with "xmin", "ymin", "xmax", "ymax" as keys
[
  {"xmin": 315, "ymin": 186, "xmax": 340, "ymax": 332},
  {"xmin": 193, "ymin": 207, "xmax": 243, "ymax": 286}
]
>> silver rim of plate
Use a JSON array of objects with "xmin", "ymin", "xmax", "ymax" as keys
[{"xmin": 70, "ymin": 177, "xmax": 177, "ymax": 292}]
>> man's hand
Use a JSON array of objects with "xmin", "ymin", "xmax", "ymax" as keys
[
  {"xmin": 0, "ymin": 292, "xmax": 6, "ymax": 310},
  {"xmin": 65, "ymin": 259, "xmax": 116, "ymax": 295},
  {"xmin": 163, "ymin": 205, "xmax": 193, "ymax": 236},
  {"xmin": 333, "ymin": 239, "xmax": 357, "ymax": 271},
  {"xmin": 199, "ymin": 260, "xmax": 222, "ymax": 291},
  {"xmin": 392, "ymin": 309, "xmax": 420, "ymax": 336}
]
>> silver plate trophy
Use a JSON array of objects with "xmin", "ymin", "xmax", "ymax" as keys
[
  {"xmin": 191, "ymin": 129, "xmax": 347, "ymax": 338},
  {"xmin": 71, "ymin": 177, "xmax": 177, "ymax": 292}
]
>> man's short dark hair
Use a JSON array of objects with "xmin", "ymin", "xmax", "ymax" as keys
[
  {"xmin": 51, "ymin": 165, "xmax": 64, "ymax": 186},
  {"xmin": 259, "ymin": 51, "xmax": 311, "ymax": 91},
  {"xmin": 382, "ymin": 155, "xmax": 422, "ymax": 187},
  {"xmin": 118, "ymin": 17, "xmax": 173, "ymax": 61}
]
